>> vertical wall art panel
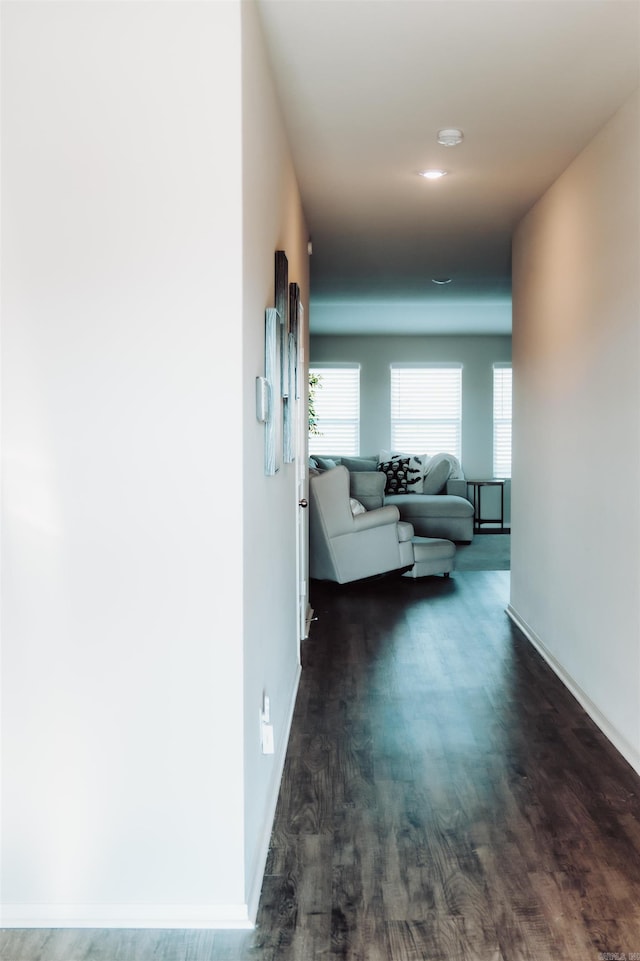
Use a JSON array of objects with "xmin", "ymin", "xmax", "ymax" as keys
[
  {"xmin": 255, "ymin": 375, "xmax": 269, "ymax": 423},
  {"xmin": 264, "ymin": 307, "xmax": 281, "ymax": 475},
  {"xmin": 275, "ymin": 250, "xmax": 289, "ymax": 397},
  {"xmin": 289, "ymin": 283, "xmax": 301, "ymax": 399},
  {"xmin": 283, "ymin": 330, "xmax": 297, "ymax": 463},
  {"xmin": 283, "ymin": 282, "xmax": 300, "ymax": 463}
]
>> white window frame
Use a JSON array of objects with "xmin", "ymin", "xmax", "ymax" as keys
[
  {"xmin": 493, "ymin": 363, "xmax": 512, "ymax": 478},
  {"xmin": 390, "ymin": 364, "xmax": 462, "ymax": 458},
  {"xmin": 309, "ymin": 364, "xmax": 360, "ymax": 455}
]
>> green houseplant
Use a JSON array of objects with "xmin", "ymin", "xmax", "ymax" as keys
[{"xmin": 308, "ymin": 371, "xmax": 322, "ymax": 436}]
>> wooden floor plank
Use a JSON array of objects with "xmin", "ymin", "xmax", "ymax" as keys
[{"xmin": 4, "ymin": 570, "xmax": 640, "ymax": 960}]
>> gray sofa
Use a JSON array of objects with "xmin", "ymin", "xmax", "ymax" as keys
[
  {"xmin": 309, "ymin": 465, "xmax": 457, "ymax": 583},
  {"xmin": 310, "ymin": 453, "xmax": 474, "ymax": 543}
]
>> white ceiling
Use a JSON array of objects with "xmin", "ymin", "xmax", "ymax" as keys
[{"xmin": 256, "ymin": 0, "xmax": 640, "ymax": 334}]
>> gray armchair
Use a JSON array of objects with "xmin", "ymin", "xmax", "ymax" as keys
[{"xmin": 309, "ymin": 465, "xmax": 415, "ymax": 583}]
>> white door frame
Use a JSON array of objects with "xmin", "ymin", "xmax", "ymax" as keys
[{"xmin": 295, "ymin": 306, "xmax": 309, "ymax": 654}]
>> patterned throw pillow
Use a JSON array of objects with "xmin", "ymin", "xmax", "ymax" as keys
[
  {"xmin": 377, "ymin": 457, "xmax": 410, "ymax": 495},
  {"xmin": 406, "ymin": 455, "xmax": 426, "ymax": 494},
  {"xmin": 379, "ymin": 450, "xmax": 426, "ymax": 493},
  {"xmin": 377, "ymin": 454, "xmax": 424, "ymax": 494}
]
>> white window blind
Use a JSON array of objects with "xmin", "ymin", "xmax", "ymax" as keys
[
  {"xmin": 309, "ymin": 366, "xmax": 360, "ymax": 455},
  {"xmin": 390, "ymin": 365, "xmax": 462, "ymax": 458},
  {"xmin": 493, "ymin": 365, "xmax": 512, "ymax": 478}
]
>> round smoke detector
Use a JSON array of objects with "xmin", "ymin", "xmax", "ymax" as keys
[{"xmin": 437, "ymin": 128, "xmax": 464, "ymax": 147}]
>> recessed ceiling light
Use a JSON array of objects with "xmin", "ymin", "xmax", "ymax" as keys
[
  {"xmin": 437, "ymin": 128, "xmax": 464, "ymax": 147},
  {"xmin": 432, "ymin": 277, "xmax": 452, "ymax": 285},
  {"xmin": 419, "ymin": 169, "xmax": 447, "ymax": 180}
]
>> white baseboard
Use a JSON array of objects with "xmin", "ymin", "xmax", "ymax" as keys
[
  {"xmin": 506, "ymin": 604, "xmax": 640, "ymax": 778},
  {"xmin": 0, "ymin": 903, "xmax": 254, "ymax": 929},
  {"xmin": 246, "ymin": 662, "xmax": 302, "ymax": 925},
  {"xmin": 1, "ymin": 664, "xmax": 303, "ymax": 932}
]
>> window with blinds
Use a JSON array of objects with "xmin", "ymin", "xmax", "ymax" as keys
[
  {"xmin": 390, "ymin": 365, "xmax": 462, "ymax": 458},
  {"xmin": 493, "ymin": 364, "xmax": 512, "ymax": 478},
  {"xmin": 308, "ymin": 365, "xmax": 360, "ymax": 455}
]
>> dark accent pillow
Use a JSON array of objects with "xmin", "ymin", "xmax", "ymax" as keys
[{"xmin": 377, "ymin": 457, "xmax": 410, "ymax": 495}]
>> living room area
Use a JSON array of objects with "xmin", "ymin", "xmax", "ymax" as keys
[{"xmin": 308, "ymin": 331, "xmax": 512, "ymax": 581}]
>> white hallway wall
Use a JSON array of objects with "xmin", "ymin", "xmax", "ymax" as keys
[
  {"xmin": 1, "ymin": 0, "xmax": 306, "ymax": 928},
  {"xmin": 241, "ymin": 0, "xmax": 310, "ymax": 922},
  {"xmin": 510, "ymin": 90, "xmax": 640, "ymax": 774}
]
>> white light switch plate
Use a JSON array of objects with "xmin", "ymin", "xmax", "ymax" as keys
[{"xmin": 261, "ymin": 722, "xmax": 275, "ymax": 755}]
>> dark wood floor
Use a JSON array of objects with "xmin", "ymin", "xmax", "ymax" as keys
[{"xmin": 4, "ymin": 570, "xmax": 640, "ymax": 960}]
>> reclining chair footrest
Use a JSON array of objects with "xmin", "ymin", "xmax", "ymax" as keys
[{"xmin": 404, "ymin": 536, "xmax": 456, "ymax": 579}]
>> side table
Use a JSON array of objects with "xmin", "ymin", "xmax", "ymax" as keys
[{"xmin": 466, "ymin": 479, "xmax": 506, "ymax": 533}]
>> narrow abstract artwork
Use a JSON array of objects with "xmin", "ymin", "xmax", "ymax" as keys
[
  {"xmin": 264, "ymin": 307, "xmax": 281, "ymax": 475},
  {"xmin": 275, "ymin": 250, "xmax": 289, "ymax": 397},
  {"xmin": 283, "ymin": 282, "xmax": 301, "ymax": 463}
]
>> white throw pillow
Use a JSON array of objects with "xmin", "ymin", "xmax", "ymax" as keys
[
  {"xmin": 425, "ymin": 452, "xmax": 464, "ymax": 480},
  {"xmin": 422, "ymin": 458, "xmax": 452, "ymax": 494},
  {"xmin": 349, "ymin": 497, "xmax": 367, "ymax": 516}
]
